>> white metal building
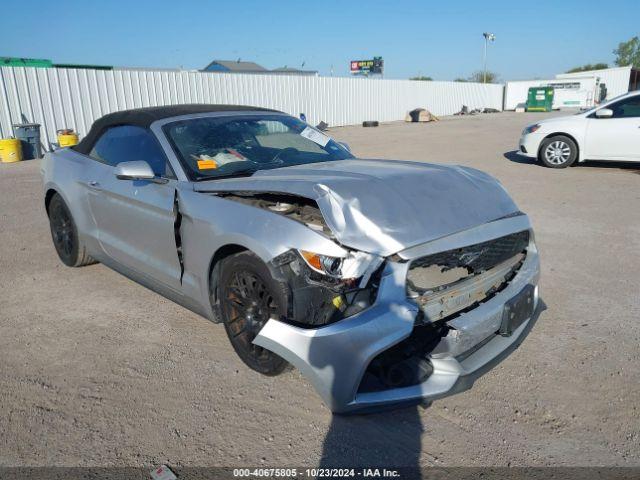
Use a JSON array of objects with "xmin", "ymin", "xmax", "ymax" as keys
[
  {"xmin": 504, "ymin": 66, "xmax": 640, "ymax": 111},
  {"xmin": 555, "ymin": 65, "xmax": 639, "ymax": 100},
  {"xmin": 504, "ymin": 76, "xmax": 598, "ymax": 110}
]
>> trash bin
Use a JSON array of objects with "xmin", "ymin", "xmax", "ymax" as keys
[
  {"xmin": 12, "ymin": 123, "xmax": 42, "ymax": 159},
  {"xmin": 57, "ymin": 129, "xmax": 79, "ymax": 147},
  {"xmin": 0, "ymin": 137, "xmax": 22, "ymax": 163},
  {"xmin": 526, "ymin": 87, "xmax": 554, "ymax": 112}
]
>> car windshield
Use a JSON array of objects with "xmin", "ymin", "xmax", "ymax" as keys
[{"xmin": 163, "ymin": 114, "xmax": 354, "ymax": 180}]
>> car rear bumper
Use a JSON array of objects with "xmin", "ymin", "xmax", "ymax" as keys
[{"xmin": 254, "ymin": 217, "xmax": 541, "ymax": 413}]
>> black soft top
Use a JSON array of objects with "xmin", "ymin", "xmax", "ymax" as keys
[{"xmin": 74, "ymin": 104, "xmax": 281, "ymax": 154}]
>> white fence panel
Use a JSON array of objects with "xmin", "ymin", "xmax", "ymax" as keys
[{"xmin": 0, "ymin": 66, "xmax": 504, "ymax": 150}]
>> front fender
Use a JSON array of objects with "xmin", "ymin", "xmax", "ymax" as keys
[
  {"xmin": 176, "ymin": 188, "xmax": 348, "ymax": 318},
  {"xmin": 539, "ymin": 125, "xmax": 586, "ymax": 161}
]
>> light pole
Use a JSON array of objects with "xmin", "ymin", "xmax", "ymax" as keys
[{"xmin": 482, "ymin": 32, "xmax": 496, "ymax": 83}]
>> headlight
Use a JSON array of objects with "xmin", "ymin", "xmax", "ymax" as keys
[
  {"xmin": 523, "ymin": 124, "xmax": 541, "ymax": 134},
  {"xmin": 298, "ymin": 249, "xmax": 383, "ymax": 283},
  {"xmin": 299, "ymin": 250, "xmax": 343, "ymax": 276},
  {"xmin": 269, "ymin": 249, "xmax": 385, "ymax": 327}
]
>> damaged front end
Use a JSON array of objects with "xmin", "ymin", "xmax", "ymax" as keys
[
  {"xmin": 213, "ymin": 191, "xmax": 384, "ymax": 327},
  {"xmin": 215, "ymin": 192, "xmax": 333, "ymax": 238},
  {"xmin": 253, "ymin": 213, "xmax": 540, "ymax": 413},
  {"xmin": 207, "ymin": 187, "xmax": 540, "ymax": 413},
  {"xmin": 407, "ymin": 230, "xmax": 529, "ymax": 323},
  {"xmin": 359, "ymin": 229, "xmax": 532, "ymax": 394},
  {"xmin": 269, "ymin": 249, "xmax": 382, "ymax": 327}
]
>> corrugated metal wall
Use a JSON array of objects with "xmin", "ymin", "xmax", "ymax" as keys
[
  {"xmin": 0, "ymin": 66, "xmax": 504, "ymax": 150},
  {"xmin": 555, "ymin": 66, "xmax": 632, "ymax": 100}
]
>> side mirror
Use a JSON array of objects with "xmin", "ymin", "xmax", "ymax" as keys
[
  {"xmin": 115, "ymin": 161, "xmax": 168, "ymax": 183},
  {"xmin": 595, "ymin": 108, "xmax": 613, "ymax": 118},
  {"xmin": 338, "ymin": 141, "xmax": 352, "ymax": 153}
]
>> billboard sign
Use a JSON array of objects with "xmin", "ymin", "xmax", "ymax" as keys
[{"xmin": 350, "ymin": 57, "xmax": 383, "ymax": 75}]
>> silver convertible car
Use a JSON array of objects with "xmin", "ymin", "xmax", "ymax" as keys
[{"xmin": 42, "ymin": 105, "xmax": 540, "ymax": 413}]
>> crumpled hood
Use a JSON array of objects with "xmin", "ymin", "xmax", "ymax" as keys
[{"xmin": 194, "ymin": 159, "xmax": 519, "ymax": 255}]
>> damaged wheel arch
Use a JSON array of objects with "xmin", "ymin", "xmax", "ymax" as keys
[
  {"xmin": 207, "ymin": 243, "xmax": 250, "ymax": 322},
  {"xmin": 216, "ymin": 250, "xmax": 289, "ymax": 376},
  {"xmin": 197, "ymin": 190, "xmax": 387, "ymax": 327}
]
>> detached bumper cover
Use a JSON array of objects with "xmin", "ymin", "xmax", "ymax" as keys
[{"xmin": 254, "ymin": 216, "xmax": 541, "ymax": 413}]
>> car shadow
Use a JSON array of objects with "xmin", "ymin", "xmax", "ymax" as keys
[
  {"xmin": 319, "ymin": 404, "xmax": 426, "ymax": 469},
  {"xmin": 504, "ymin": 150, "xmax": 640, "ymax": 174},
  {"xmin": 503, "ymin": 150, "xmax": 538, "ymax": 166},
  {"xmin": 576, "ymin": 160, "xmax": 640, "ymax": 174}
]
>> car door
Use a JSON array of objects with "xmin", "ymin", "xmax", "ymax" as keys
[
  {"xmin": 584, "ymin": 95, "xmax": 640, "ymax": 161},
  {"xmin": 85, "ymin": 125, "xmax": 183, "ymax": 291}
]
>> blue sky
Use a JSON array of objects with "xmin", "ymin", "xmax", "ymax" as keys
[{"xmin": 2, "ymin": 0, "xmax": 638, "ymax": 80}]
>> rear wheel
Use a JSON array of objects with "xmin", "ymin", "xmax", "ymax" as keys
[
  {"xmin": 539, "ymin": 135, "xmax": 578, "ymax": 168},
  {"xmin": 218, "ymin": 252, "xmax": 288, "ymax": 376},
  {"xmin": 48, "ymin": 193, "xmax": 96, "ymax": 267}
]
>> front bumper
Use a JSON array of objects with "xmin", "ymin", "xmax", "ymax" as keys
[
  {"xmin": 518, "ymin": 132, "xmax": 544, "ymax": 158},
  {"xmin": 254, "ymin": 215, "xmax": 541, "ymax": 413}
]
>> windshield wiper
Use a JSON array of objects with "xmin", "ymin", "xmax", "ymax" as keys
[{"xmin": 194, "ymin": 168, "xmax": 258, "ymax": 181}]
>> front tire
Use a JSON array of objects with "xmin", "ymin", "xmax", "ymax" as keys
[
  {"xmin": 218, "ymin": 252, "xmax": 288, "ymax": 376},
  {"xmin": 539, "ymin": 135, "xmax": 578, "ymax": 168},
  {"xmin": 48, "ymin": 193, "xmax": 96, "ymax": 267}
]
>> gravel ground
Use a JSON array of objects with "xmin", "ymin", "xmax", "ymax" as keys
[{"xmin": 1, "ymin": 111, "xmax": 639, "ymax": 468}]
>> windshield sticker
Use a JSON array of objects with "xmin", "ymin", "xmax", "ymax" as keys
[
  {"xmin": 300, "ymin": 126, "xmax": 330, "ymax": 147},
  {"xmin": 196, "ymin": 158, "xmax": 218, "ymax": 170},
  {"xmin": 194, "ymin": 149, "xmax": 250, "ymax": 170}
]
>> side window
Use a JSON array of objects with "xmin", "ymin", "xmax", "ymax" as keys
[
  {"xmin": 89, "ymin": 125, "xmax": 174, "ymax": 177},
  {"xmin": 609, "ymin": 96, "xmax": 640, "ymax": 118}
]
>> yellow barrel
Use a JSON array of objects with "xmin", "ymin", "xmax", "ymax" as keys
[
  {"xmin": 0, "ymin": 138, "xmax": 23, "ymax": 163},
  {"xmin": 57, "ymin": 130, "xmax": 79, "ymax": 147}
]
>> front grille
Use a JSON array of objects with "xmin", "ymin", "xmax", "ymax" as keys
[
  {"xmin": 407, "ymin": 230, "xmax": 530, "ymax": 322},
  {"xmin": 409, "ymin": 230, "xmax": 529, "ymax": 275}
]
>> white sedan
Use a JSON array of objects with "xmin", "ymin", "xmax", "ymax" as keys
[{"xmin": 519, "ymin": 90, "xmax": 640, "ymax": 168}]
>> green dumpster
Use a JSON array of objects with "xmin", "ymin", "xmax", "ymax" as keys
[{"xmin": 526, "ymin": 87, "xmax": 554, "ymax": 112}]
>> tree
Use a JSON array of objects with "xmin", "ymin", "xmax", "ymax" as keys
[
  {"xmin": 613, "ymin": 36, "xmax": 640, "ymax": 68},
  {"xmin": 468, "ymin": 70, "xmax": 499, "ymax": 83},
  {"xmin": 410, "ymin": 76, "xmax": 433, "ymax": 81},
  {"xmin": 566, "ymin": 63, "xmax": 608, "ymax": 73},
  {"xmin": 453, "ymin": 77, "xmax": 468, "ymax": 82}
]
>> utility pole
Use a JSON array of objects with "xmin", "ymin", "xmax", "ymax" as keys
[{"xmin": 482, "ymin": 32, "xmax": 495, "ymax": 83}]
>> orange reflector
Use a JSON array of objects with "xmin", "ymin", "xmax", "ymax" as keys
[{"xmin": 300, "ymin": 250, "xmax": 323, "ymax": 271}]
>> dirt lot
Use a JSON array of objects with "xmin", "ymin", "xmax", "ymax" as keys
[{"xmin": 1, "ymin": 111, "xmax": 639, "ymax": 468}]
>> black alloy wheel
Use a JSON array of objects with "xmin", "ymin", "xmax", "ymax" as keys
[
  {"xmin": 47, "ymin": 193, "xmax": 95, "ymax": 267},
  {"xmin": 219, "ymin": 252, "xmax": 288, "ymax": 375},
  {"xmin": 49, "ymin": 194, "xmax": 79, "ymax": 266}
]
